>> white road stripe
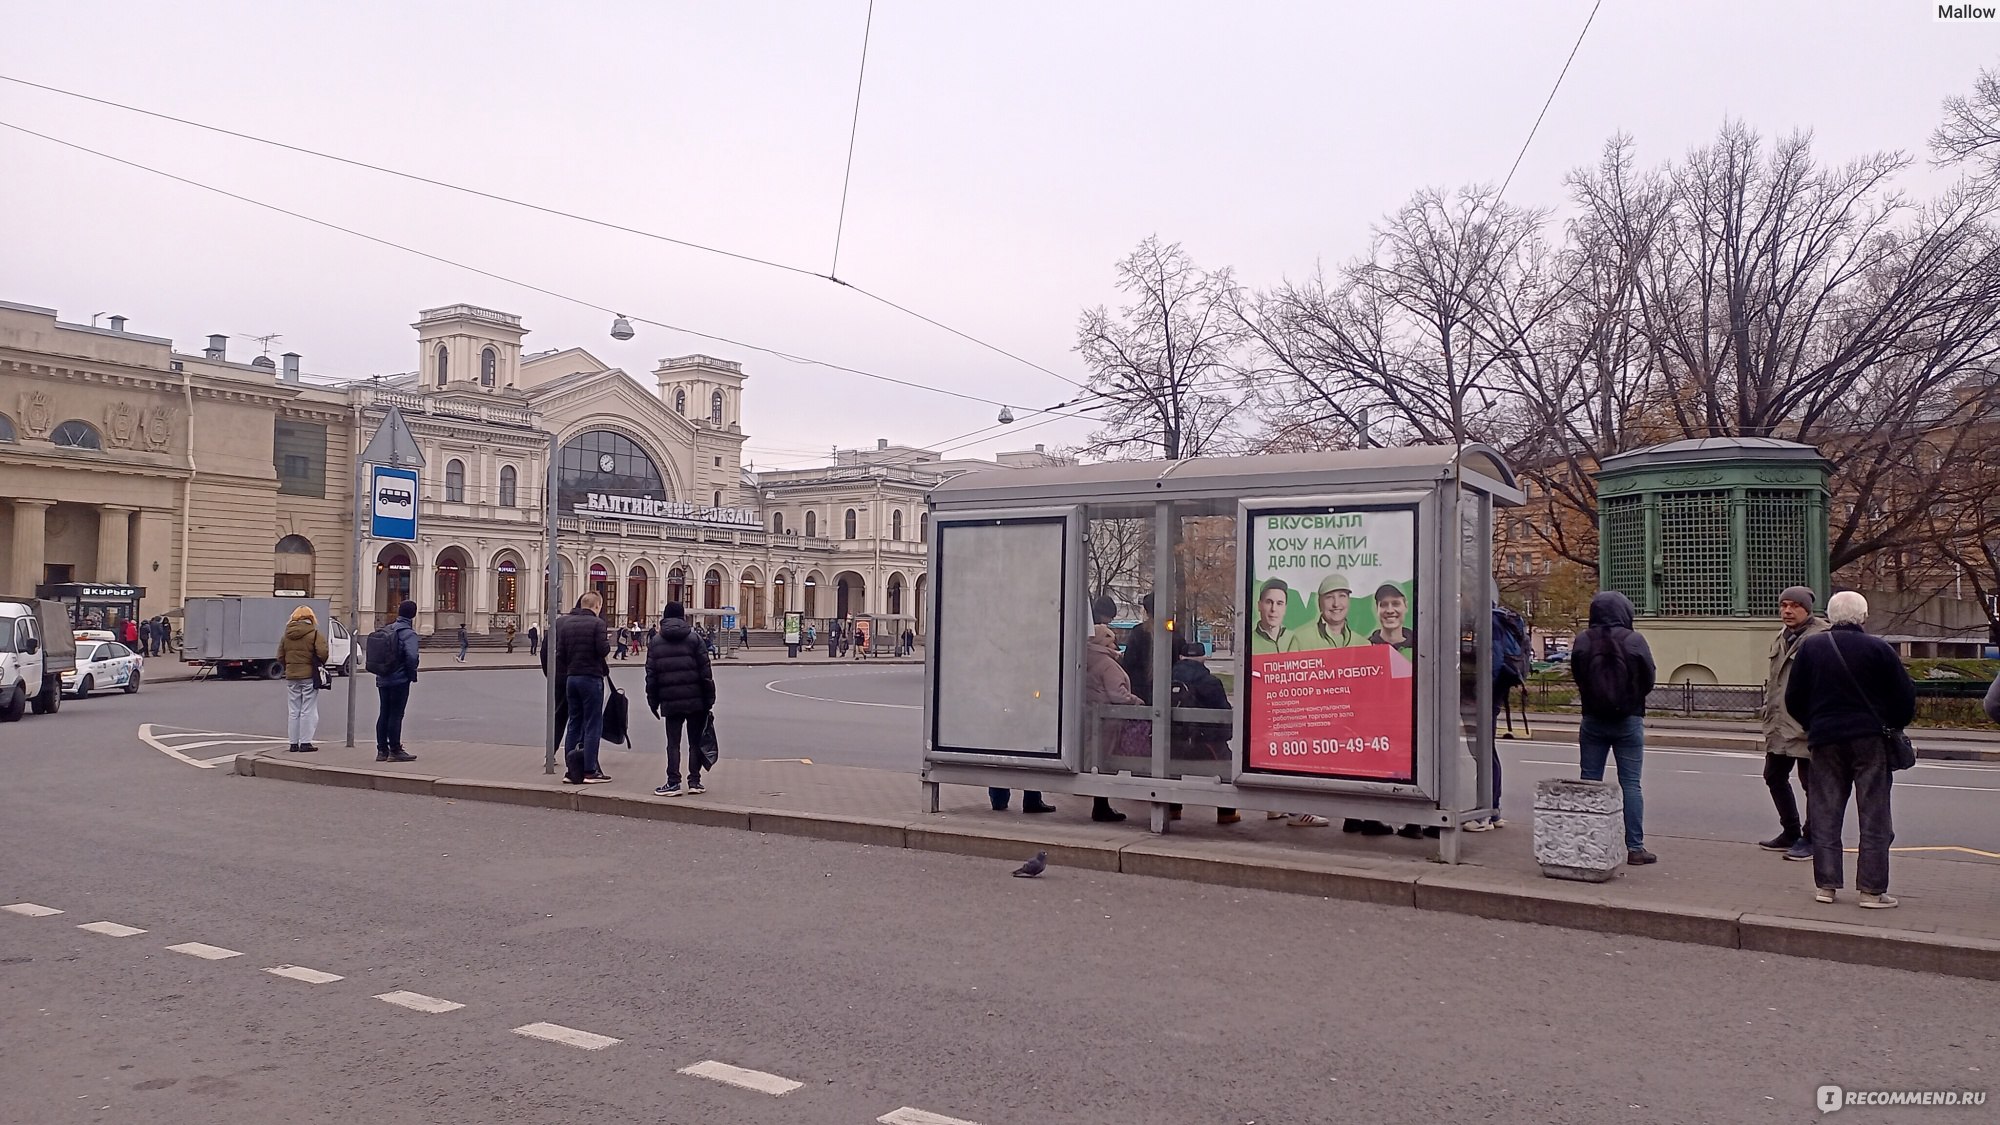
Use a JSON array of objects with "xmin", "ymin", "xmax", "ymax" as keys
[
  {"xmin": 513, "ymin": 1022, "xmax": 621, "ymax": 1051},
  {"xmin": 879, "ymin": 1109, "xmax": 982, "ymax": 1125},
  {"xmin": 77, "ymin": 921, "xmax": 146, "ymax": 937},
  {"xmin": 167, "ymin": 942, "xmax": 242, "ymax": 960},
  {"xmin": 679, "ymin": 1059, "xmax": 804, "ymax": 1095},
  {"xmin": 266, "ymin": 965, "xmax": 344, "ymax": 984},
  {"xmin": 762, "ymin": 679, "xmax": 921, "ymax": 710},
  {"xmin": 375, "ymin": 990, "xmax": 463, "ymax": 1013},
  {"xmin": 2, "ymin": 903, "xmax": 62, "ymax": 917}
]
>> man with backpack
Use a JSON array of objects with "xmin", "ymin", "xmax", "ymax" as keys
[
  {"xmin": 645, "ymin": 602, "xmax": 716, "ymax": 797},
  {"xmin": 1467, "ymin": 602, "xmax": 1531, "ymax": 832},
  {"xmin": 1569, "ymin": 591, "xmax": 1657, "ymax": 865},
  {"xmin": 366, "ymin": 599, "xmax": 421, "ymax": 762},
  {"xmin": 551, "ymin": 592, "xmax": 613, "ymax": 785}
]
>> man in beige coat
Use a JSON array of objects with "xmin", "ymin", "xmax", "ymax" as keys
[{"xmin": 1760, "ymin": 586, "xmax": 1827, "ymax": 860}]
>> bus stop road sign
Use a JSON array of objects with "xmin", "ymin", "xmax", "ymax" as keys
[{"xmin": 371, "ymin": 465, "xmax": 420, "ymax": 541}]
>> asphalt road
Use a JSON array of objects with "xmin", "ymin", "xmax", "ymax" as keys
[
  {"xmin": 53, "ymin": 665, "xmax": 2000, "ymax": 860},
  {"xmin": 5, "ymin": 701, "xmax": 1997, "ymax": 1124}
]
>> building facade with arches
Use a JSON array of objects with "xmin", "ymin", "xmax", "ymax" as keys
[{"xmin": 4, "ymin": 297, "xmax": 1065, "ymax": 638}]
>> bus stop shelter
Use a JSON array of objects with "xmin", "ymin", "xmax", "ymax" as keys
[{"xmin": 920, "ymin": 445, "xmax": 1523, "ymax": 862}]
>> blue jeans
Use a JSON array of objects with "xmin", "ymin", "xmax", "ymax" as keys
[
  {"xmin": 563, "ymin": 675, "xmax": 605, "ymax": 782},
  {"xmin": 1579, "ymin": 713, "xmax": 1645, "ymax": 850}
]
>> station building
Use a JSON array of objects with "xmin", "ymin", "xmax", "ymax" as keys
[{"xmin": 0, "ymin": 297, "xmax": 1068, "ymax": 637}]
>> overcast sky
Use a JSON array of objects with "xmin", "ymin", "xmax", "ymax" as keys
[{"xmin": 2, "ymin": 2, "xmax": 1993, "ymax": 468}]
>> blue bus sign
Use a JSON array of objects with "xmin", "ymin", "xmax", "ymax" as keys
[{"xmin": 371, "ymin": 465, "xmax": 420, "ymax": 540}]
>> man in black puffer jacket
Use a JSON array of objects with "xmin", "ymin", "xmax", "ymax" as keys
[
  {"xmin": 645, "ymin": 602, "xmax": 716, "ymax": 797},
  {"xmin": 551, "ymin": 593, "xmax": 612, "ymax": 785}
]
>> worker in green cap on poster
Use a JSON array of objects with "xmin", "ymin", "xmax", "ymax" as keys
[{"xmin": 1282, "ymin": 573, "xmax": 1361, "ymax": 652}]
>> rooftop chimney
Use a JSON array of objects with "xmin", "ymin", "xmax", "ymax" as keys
[
  {"xmin": 107, "ymin": 315, "xmax": 127, "ymax": 333},
  {"xmin": 205, "ymin": 334, "xmax": 227, "ymax": 360},
  {"xmin": 877, "ymin": 438, "xmax": 889, "ymax": 450},
  {"xmin": 281, "ymin": 352, "xmax": 301, "ymax": 382}
]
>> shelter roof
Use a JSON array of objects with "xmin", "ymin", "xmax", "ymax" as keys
[{"xmin": 929, "ymin": 444, "xmax": 1519, "ymax": 505}]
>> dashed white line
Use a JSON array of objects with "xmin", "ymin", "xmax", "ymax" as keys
[
  {"xmin": 513, "ymin": 1022, "xmax": 621, "ymax": 1050},
  {"xmin": 266, "ymin": 965, "xmax": 343, "ymax": 984},
  {"xmin": 879, "ymin": 1109, "xmax": 983, "ymax": 1125},
  {"xmin": 678, "ymin": 1060, "xmax": 805, "ymax": 1096},
  {"xmin": 2, "ymin": 903, "xmax": 63, "ymax": 917},
  {"xmin": 375, "ymin": 990, "xmax": 464, "ymax": 1014},
  {"xmin": 166, "ymin": 942, "xmax": 242, "ymax": 960},
  {"xmin": 77, "ymin": 921, "xmax": 147, "ymax": 937}
]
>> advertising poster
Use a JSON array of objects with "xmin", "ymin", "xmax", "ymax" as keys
[
  {"xmin": 783, "ymin": 612, "xmax": 803, "ymax": 645},
  {"xmin": 1245, "ymin": 507, "xmax": 1417, "ymax": 781}
]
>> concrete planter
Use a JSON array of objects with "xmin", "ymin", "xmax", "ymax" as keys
[{"xmin": 1533, "ymin": 777, "xmax": 1624, "ymax": 882}]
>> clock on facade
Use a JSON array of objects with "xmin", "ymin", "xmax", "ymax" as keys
[{"xmin": 599, "ymin": 453, "xmax": 616, "ymax": 473}]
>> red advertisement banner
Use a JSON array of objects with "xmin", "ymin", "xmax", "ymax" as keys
[{"xmin": 1246, "ymin": 642, "xmax": 1415, "ymax": 780}]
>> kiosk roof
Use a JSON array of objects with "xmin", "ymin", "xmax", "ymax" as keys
[{"xmin": 929, "ymin": 444, "xmax": 1519, "ymax": 506}]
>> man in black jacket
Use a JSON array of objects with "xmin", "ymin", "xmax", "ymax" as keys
[
  {"xmin": 1784, "ymin": 591, "xmax": 1915, "ymax": 908},
  {"xmin": 551, "ymin": 592, "xmax": 612, "ymax": 786},
  {"xmin": 1570, "ymin": 591, "xmax": 1658, "ymax": 865},
  {"xmin": 645, "ymin": 602, "xmax": 716, "ymax": 796}
]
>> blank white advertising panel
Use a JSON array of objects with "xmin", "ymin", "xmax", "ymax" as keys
[{"xmin": 932, "ymin": 518, "xmax": 1066, "ymax": 756}]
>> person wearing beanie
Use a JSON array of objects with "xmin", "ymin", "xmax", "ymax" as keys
[
  {"xmin": 645, "ymin": 601, "xmax": 716, "ymax": 797},
  {"xmin": 374, "ymin": 599, "xmax": 421, "ymax": 762},
  {"xmin": 277, "ymin": 604, "xmax": 328, "ymax": 753},
  {"xmin": 1760, "ymin": 586, "xmax": 1827, "ymax": 859}
]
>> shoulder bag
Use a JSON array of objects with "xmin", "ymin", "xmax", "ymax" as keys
[{"xmin": 1826, "ymin": 636, "xmax": 1916, "ymax": 771}]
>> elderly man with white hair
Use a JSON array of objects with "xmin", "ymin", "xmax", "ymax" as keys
[{"xmin": 1783, "ymin": 590, "xmax": 1916, "ymax": 908}]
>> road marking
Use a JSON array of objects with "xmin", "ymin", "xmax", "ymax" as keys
[
  {"xmin": 77, "ymin": 921, "xmax": 146, "ymax": 937},
  {"xmin": 266, "ymin": 965, "xmax": 343, "ymax": 984},
  {"xmin": 2, "ymin": 903, "xmax": 62, "ymax": 917},
  {"xmin": 678, "ymin": 1060, "xmax": 803, "ymax": 1095},
  {"xmin": 137, "ymin": 724, "xmax": 286, "ymax": 768},
  {"xmin": 1882, "ymin": 845, "xmax": 2000, "ymax": 859},
  {"xmin": 375, "ymin": 990, "xmax": 464, "ymax": 1013},
  {"xmin": 879, "ymin": 1109, "xmax": 982, "ymax": 1125},
  {"xmin": 1898, "ymin": 781, "xmax": 2000, "ymax": 793},
  {"xmin": 757, "ymin": 757, "xmax": 814, "ymax": 764},
  {"xmin": 167, "ymin": 942, "xmax": 242, "ymax": 960},
  {"xmin": 513, "ymin": 1022, "xmax": 621, "ymax": 1050},
  {"xmin": 762, "ymin": 679, "xmax": 921, "ymax": 710}
]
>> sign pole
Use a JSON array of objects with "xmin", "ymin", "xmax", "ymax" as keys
[
  {"xmin": 346, "ymin": 451, "xmax": 364, "ymax": 748},
  {"xmin": 544, "ymin": 427, "xmax": 561, "ymax": 775}
]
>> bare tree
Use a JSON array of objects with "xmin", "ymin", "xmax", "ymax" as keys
[
  {"xmin": 1932, "ymin": 64, "xmax": 2000, "ymax": 183},
  {"xmin": 1085, "ymin": 516, "xmax": 1151, "ymax": 603},
  {"xmin": 1075, "ymin": 237, "xmax": 1244, "ymax": 460}
]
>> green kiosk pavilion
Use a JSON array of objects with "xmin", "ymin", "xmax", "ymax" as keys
[{"xmin": 1593, "ymin": 437, "xmax": 1831, "ymax": 685}]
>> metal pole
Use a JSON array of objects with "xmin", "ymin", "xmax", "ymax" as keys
[
  {"xmin": 346, "ymin": 417, "xmax": 365, "ymax": 748},
  {"xmin": 543, "ymin": 426, "xmax": 561, "ymax": 774}
]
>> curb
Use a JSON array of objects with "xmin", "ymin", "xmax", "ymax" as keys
[{"xmin": 234, "ymin": 752, "xmax": 2000, "ymax": 982}]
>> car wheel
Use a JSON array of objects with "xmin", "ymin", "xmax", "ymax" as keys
[
  {"xmin": 0, "ymin": 688, "xmax": 23, "ymax": 722},
  {"xmin": 124, "ymin": 670, "xmax": 142, "ymax": 694},
  {"xmin": 75, "ymin": 675, "xmax": 93, "ymax": 699}
]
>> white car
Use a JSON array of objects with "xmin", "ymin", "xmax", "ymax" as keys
[{"xmin": 63, "ymin": 640, "xmax": 144, "ymax": 698}]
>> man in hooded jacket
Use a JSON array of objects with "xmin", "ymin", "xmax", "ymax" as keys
[
  {"xmin": 645, "ymin": 602, "xmax": 716, "ymax": 796},
  {"xmin": 1569, "ymin": 591, "xmax": 1658, "ymax": 865}
]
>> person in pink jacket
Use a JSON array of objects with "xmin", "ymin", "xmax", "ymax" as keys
[{"xmin": 1085, "ymin": 624, "xmax": 1136, "ymax": 822}]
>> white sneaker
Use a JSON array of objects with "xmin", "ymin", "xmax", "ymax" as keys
[
  {"xmin": 1463, "ymin": 820, "xmax": 1494, "ymax": 833},
  {"xmin": 1858, "ymin": 893, "xmax": 1899, "ymax": 909},
  {"xmin": 1815, "ymin": 888, "xmax": 1837, "ymax": 904}
]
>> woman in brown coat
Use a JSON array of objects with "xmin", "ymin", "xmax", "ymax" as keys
[
  {"xmin": 277, "ymin": 605, "xmax": 329, "ymax": 753},
  {"xmin": 1084, "ymin": 624, "xmax": 1136, "ymax": 822}
]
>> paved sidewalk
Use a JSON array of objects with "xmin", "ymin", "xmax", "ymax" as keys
[{"xmin": 239, "ymin": 737, "xmax": 2000, "ymax": 980}]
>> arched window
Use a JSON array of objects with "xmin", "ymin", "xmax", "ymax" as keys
[
  {"xmin": 844, "ymin": 508, "xmax": 858, "ymax": 539},
  {"xmin": 805, "ymin": 511, "xmax": 817, "ymax": 538},
  {"xmin": 891, "ymin": 510, "xmax": 904, "ymax": 541},
  {"xmin": 499, "ymin": 465, "xmax": 518, "ymax": 507},
  {"xmin": 480, "ymin": 347, "xmax": 497, "ymax": 387},
  {"xmin": 771, "ymin": 512, "xmax": 785, "ymax": 535},
  {"xmin": 919, "ymin": 512, "xmax": 929, "ymax": 542},
  {"xmin": 711, "ymin": 390, "xmax": 724, "ymax": 425},
  {"xmin": 496, "ymin": 558, "xmax": 519, "ymax": 613},
  {"xmin": 674, "ymin": 389, "xmax": 686, "ymax": 415},
  {"xmin": 445, "ymin": 459, "xmax": 465, "ymax": 503},
  {"xmin": 51, "ymin": 420, "xmax": 101, "ymax": 449},
  {"xmin": 274, "ymin": 535, "xmax": 315, "ymax": 598},
  {"xmin": 713, "ymin": 491, "xmax": 723, "ymax": 508},
  {"xmin": 0, "ymin": 414, "xmax": 15, "ymax": 443},
  {"xmin": 557, "ymin": 430, "xmax": 669, "ymax": 511},
  {"xmin": 435, "ymin": 344, "xmax": 449, "ymax": 387}
]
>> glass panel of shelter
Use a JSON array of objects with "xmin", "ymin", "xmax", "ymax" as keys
[{"xmin": 1078, "ymin": 499, "xmax": 1240, "ymax": 785}]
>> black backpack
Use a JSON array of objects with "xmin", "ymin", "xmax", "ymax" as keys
[
  {"xmin": 1582, "ymin": 627, "xmax": 1639, "ymax": 715},
  {"xmin": 364, "ymin": 626, "xmax": 402, "ymax": 677}
]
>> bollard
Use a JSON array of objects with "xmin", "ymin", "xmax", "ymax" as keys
[{"xmin": 1532, "ymin": 777, "xmax": 1625, "ymax": 882}]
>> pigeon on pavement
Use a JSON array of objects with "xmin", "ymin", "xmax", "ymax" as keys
[{"xmin": 1012, "ymin": 851, "xmax": 1048, "ymax": 878}]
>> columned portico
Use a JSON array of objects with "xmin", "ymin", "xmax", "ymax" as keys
[{"xmin": 97, "ymin": 505, "xmax": 134, "ymax": 584}]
